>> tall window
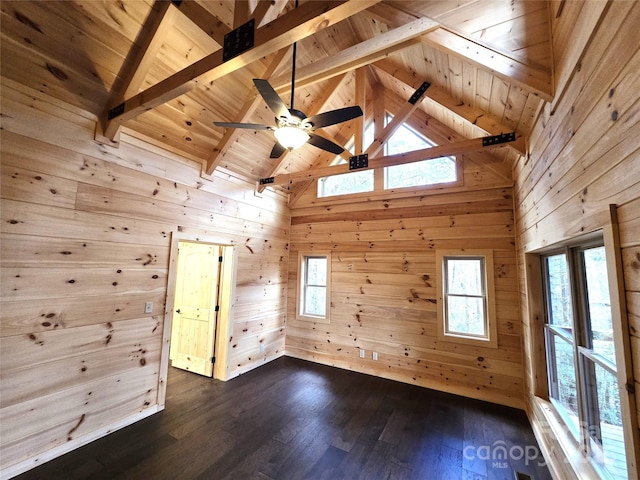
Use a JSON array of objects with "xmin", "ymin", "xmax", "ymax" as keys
[
  {"xmin": 542, "ymin": 240, "xmax": 626, "ymax": 479},
  {"xmin": 436, "ymin": 250, "xmax": 497, "ymax": 347},
  {"xmin": 297, "ymin": 253, "xmax": 331, "ymax": 323}
]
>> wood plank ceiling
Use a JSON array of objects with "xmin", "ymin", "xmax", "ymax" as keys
[{"xmin": 0, "ymin": 0, "xmax": 552, "ymax": 195}]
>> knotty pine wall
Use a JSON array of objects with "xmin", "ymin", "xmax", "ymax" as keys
[
  {"xmin": 286, "ymin": 110, "xmax": 524, "ymax": 409},
  {"xmin": 0, "ymin": 77, "xmax": 290, "ymax": 476},
  {"xmin": 515, "ymin": 1, "xmax": 640, "ymax": 477}
]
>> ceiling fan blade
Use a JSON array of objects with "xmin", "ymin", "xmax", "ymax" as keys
[
  {"xmin": 213, "ymin": 122, "xmax": 272, "ymax": 130},
  {"xmin": 270, "ymin": 142, "xmax": 287, "ymax": 159},
  {"xmin": 303, "ymin": 106, "xmax": 363, "ymax": 130},
  {"xmin": 254, "ymin": 79, "xmax": 290, "ymax": 121},
  {"xmin": 307, "ymin": 133, "xmax": 345, "ymax": 155}
]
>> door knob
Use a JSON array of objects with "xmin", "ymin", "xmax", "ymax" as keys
[{"xmin": 175, "ymin": 309, "xmax": 181, "ymax": 314}]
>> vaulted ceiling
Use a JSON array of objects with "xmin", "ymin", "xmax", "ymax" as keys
[{"xmin": 0, "ymin": 0, "xmax": 553, "ymax": 195}]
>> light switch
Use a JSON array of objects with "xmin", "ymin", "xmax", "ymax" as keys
[{"xmin": 145, "ymin": 302, "xmax": 153, "ymax": 314}]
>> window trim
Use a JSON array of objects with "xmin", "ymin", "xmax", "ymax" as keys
[
  {"xmin": 316, "ymin": 116, "xmax": 462, "ymax": 200},
  {"xmin": 527, "ymin": 216, "xmax": 640, "ymax": 479},
  {"xmin": 296, "ymin": 252, "xmax": 331, "ymax": 324},
  {"xmin": 436, "ymin": 249, "xmax": 497, "ymax": 348}
]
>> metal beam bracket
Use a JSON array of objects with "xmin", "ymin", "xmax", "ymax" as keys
[
  {"xmin": 408, "ymin": 81, "xmax": 431, "ymax": 105},
  {"xmin": 349, "ymin": 154, "xmax": 368, "ymax": 170},
  {"xmin": 223, "ymin": 19, "xmax": 255, "ymax": 62},
  {"xmin": 482, "ymin": 132, "xmax": 516, "ymax": 146},
  {"xmin": 107, "ymin": 103, "xmax": 125, "ymax": 120},
  {"xmin": 259, "ymin": 176, "xmax": 275, "ymax": 185}
]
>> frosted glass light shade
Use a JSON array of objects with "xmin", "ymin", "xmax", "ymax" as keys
[{"xmin": 274, "ymin": 126, "xmax": 309, "ymax": 149}]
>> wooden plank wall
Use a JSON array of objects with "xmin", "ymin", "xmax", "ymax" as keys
[
  {"xmin": 0, "ymin": 77, "xmax": 290, "ymax": 475},
  {"xmin": 286, "ymin": 120, "xmax": 524, "ymax": 408},
  {"xmin": 515, "ymin": 1, "xmax": 640, "ymax": 477}
]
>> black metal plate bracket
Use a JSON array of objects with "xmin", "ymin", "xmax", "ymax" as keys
[
  {"xmin": 408, "ymin": 81, "xmax": 431, "ymax": 105},
  {"xmin": 223, "ymin": 19, "xmax": 255, "ymax": 62},
  {"xmin": 349, "ymin": 154, "xmax": 368, "ymax": 170},
  {"xmin": 482, "ymin": 132, "xmax": 516, "ymax": 147},
  {"xmin": 107, "ymin": 102, "xmax": 125, "ymax": 120},
  {"xmin": 259, "ymin": 177, "xmax": 275, "ymax": 185}
]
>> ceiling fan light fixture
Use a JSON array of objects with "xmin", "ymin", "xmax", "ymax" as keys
[{"xmin": 274, "ymin": 126, "xmax": 309, "ymax": 150}]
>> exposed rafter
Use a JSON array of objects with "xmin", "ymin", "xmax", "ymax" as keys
[
  {"xmin": 366, "ymin": 3, "xmax": 553, "ymax": 101},
  {"xmin": 421, "ymin": 28, "xmax": 553, "ymax": 102},
  {"xmin": 269, "ymin": 16, "xmax": 438, "ymax": 93},
  {"xmin": 372, "ymin": 59, "xmax": 528, "ymax": 156},
  {"xmin": 173, "ymin": 1, "xmax": 231, "ymax": 45},
  {"xmin": 103, "ymin": 0, "xmax": 381, "ymax": 140},
  {"xmin": 97, "ymin": 1, "xmax": 175, "ymax": 143}
]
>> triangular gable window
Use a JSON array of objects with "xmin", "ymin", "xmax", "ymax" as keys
[
  {"xmin": 383, "ymin": 117, "xmax": 457, "ymax": 189},
  {"xmin": 317, "ymin": 116, "xmax": 457, "ymax": 198}
]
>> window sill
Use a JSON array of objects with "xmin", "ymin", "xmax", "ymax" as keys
[
  {"xmin": 532, "ymin": 397, "xmax": 602, "ymax": 480},
  {"xmin": 295, "ymin": 314, "xmax": 330, "ymax": 325}
]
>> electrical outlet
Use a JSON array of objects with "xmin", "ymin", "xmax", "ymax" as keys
[
  {"xmin": 144, "ymin": 302, "xmax": 153, "ymax": 314},
  {"xmin": 359, "ymin": 349, "xmax": 365, "ymax": 358},
  {"xmin": 372, "ymin": 352, "xmax": 378, "ymax": 361}
]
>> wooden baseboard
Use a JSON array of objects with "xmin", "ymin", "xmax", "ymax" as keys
[{"xmin": 1, "ymin": 406, "xmax": 161, "ymax": 480}]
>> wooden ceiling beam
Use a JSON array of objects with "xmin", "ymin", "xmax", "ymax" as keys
[
  {"xmin": 269, "ymin": 16, "xmax": 439, "ymax": 92},
  {"xmin": 421, "ymin": 28, "xmax": 553, "ymax": 102},
  {"xmin": 373, "ymin": 59, "xmax": 527, "ymax": 156},
  {"xmin": 103, "ymin": 0, "xmax": 380, "ymax": 140},
  {"xmin": 233, "ymin": 1, "xmax": 251, "ymax": 28},
  {"xmin": 97, "ymin": 1, "xmax": 175, "ymax": 141},
  {"xmin": 173, "ymin": 1, "xmax": 231, "ymax": 46},
  {"xmin": 384, "ymin": 91, "xmax": 513, "ymax": 183},
  {"xmin": 262, "ymin": 134, "xmax": 516, "ymax": 187},
  {"xmin": 252, "ymin": 0, "xmax": 276, "ymax": 28},
  {"xmin": 364, "ymin": 81, "xmax": 430, "ymax": 158},
  {"xmin": 366, "ymin": 3, "xmax": 553, "ymax": 101}
]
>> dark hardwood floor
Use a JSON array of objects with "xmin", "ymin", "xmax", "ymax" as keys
[{"xmin": 15, "ymin": 357, "xmax": 551, "ymax": 480}]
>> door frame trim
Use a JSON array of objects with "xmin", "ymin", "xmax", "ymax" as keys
[{"xmin": 158, "ymin": 231, "xmax": 237, "ymax": 408}]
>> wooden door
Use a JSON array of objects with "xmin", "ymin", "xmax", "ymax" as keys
[{"xmin": 169, "ymin": 242, "xmax": 222, "ymax": 377}]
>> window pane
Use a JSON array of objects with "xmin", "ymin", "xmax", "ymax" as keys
[
  {"xmin": 318, "ymin": 170, "xmax": 374, "ymax": 197},
  {"xmin": 306, "ymin": 257, "xmax": 327, "ymax": 286},
  {"xmin": 545, "ymin": 254, "xmax": 574, "ymax": 330},
  {"xmin": 304, "ymin": 286, "xmax": 326, "ymax": 316},
  {"xmin": 446, "ymin": 296, "xmax": 485, "ymax": 336},
  {"xmin": 592, "ymin": 361, "xmax": 627, "ymax": 479},
  {"xmin": 385, "ymin": 157, "xmax": 457, "ymax": 189},
  {"xmin": 549, "ymin": 334, "xmax": 580, "ymax": 435},
  {"xmin": 583, "ymin": 247, "xmax": 615, "ymax": 364},
  {"xmin": 447, "ymin": 258, "xmax": 483, "ymax": 295}
]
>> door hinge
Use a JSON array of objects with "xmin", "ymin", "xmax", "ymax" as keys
[
  {"xmin": 218, "ymin": 255, "xmax": 223, "ymax": 263},
  {"xmin": 211, "ymin": 356, "xmax": 216, "ymax": 363},
  {"xmin": 215, "ymin": 305, "xmax": 220, "ymax": 312}
]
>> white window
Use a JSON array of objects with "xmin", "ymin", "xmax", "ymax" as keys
[
  {"xmin": 436, "ymin": 250, "xmax": 497, "ymax": 347},
  {"xmin": 318, "ymin": 124, "xmax": 375, "ymax": 198},
  {"xmin": 297, "ymin": 253, "xmax": 331, "ymax": 323},
  {"xmin": 542, "ymin": 239, "xmax": 627, "ymax": 479},
  {"xmin": 383, "ymin": 121, "xmax": 457, "ymax": 189},
  {"xmin": 318, "ymin": 169, "xmax": 374, "ymax": 197},
  {"xmin": 317, "ymin": 117, "xmax": 458, "ymax": 198}
]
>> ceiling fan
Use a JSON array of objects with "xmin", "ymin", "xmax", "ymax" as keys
[{"xmin": 213, "ymin": 33, "xmax": 362, "ymax": 159}]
